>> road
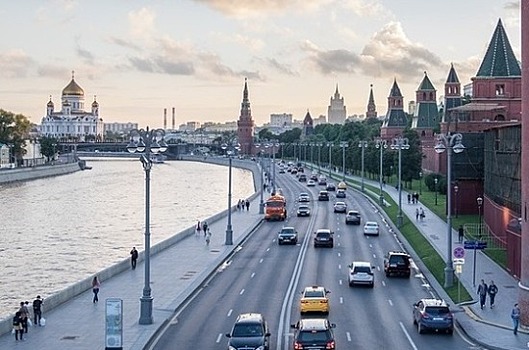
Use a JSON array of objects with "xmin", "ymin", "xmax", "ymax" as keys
[{"xmin": 149, "ymin": 167, "xmax": 481, "ymax": 349}]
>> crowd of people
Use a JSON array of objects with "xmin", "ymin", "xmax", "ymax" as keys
[{"xmin": 12, "ymin": 296, "xmax": 44, "ymax": 341}]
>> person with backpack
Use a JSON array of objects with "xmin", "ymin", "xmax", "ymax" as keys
[
  {"xmin": 488, "ymin": 280, "xmax": 498, "ymax": 308},
  {"xmin": 33, "ymin": 295, "xmax": 43, "ymax": 326},
  {"xmin": 13, "ymin": 311, "xmax": 24, "ymax": 341}
]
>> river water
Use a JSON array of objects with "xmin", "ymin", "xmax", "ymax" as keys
[{"xmin": 0, "ymin": 159, "xmax": 254, "ymax": 320}]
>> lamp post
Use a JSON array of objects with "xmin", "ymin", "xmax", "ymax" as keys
[
  {"xmin": 434, "ymin": 132, "xmax": 465, "ymax": 288},
  {"xmin": 280, "ymin": 142, "xmax": 285, "ymax": 160},
  {"xmin": 254, "ymin": 143, "xmax": 265, "ymax": 214},
  {"xmin": 126, "ymin": 127, "xmax": 167, "ymax": 325},
  {"xmin": 221, "ymin": 141, "xmax": 241, "ymax": 245},
  {"xmin": 303, "ymin": 143, "xmax": 307, "ymax": 167},
  {"xmin": 327, "ymin": 142, "xmax": 333, "ymax": 178},
  {"xmin": 316, "ymin": 142, "xmax": 323, "ymax": 173},
  {"xmin": 340, "ymin": 141, "xmax": 348, "ymax": 181},
  {"xmin": 309, "ymin": 142, "xmax": 315, "ymax": 170},
  {"xmin": 270, "ymin": 140, "xmax": 279, "ymax": 194},
  {"xmin": 419, "ymin": 171, "xmax": 423, "ymax": 195},
  {"xmin": 454, "ymin": 184, "xmax": 459, "ymax": 218},
  {"xmin": 375, "ymin": 139, "xmax": 387, "ymax": 205},
  {"xmin": 434, "ymin": 177, "xmax": 438, "ymax": 205},
  {"xmin": 477, "ymin": 196, "xmax": 483, "ymax": 240},
  {"xmin": 391, "ymin": 137, "xmax": 410, "ymax": 228},
  {"xmin": 358, "ymin": 141, "xmax": 368, "ymax": 192}
]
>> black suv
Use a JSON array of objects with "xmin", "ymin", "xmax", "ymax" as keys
[
  {"xmin": 291, "ymin": 318, "xmax": 336, "ymax": 350},
  {"xmin": 314, "ymin": 229, "xmax": 334, "ymax": 248},
  {"xmin": 318, "ymin": 190, "xmax": 329, "ymax": 201},
  {"xmin": 298, "ymin": 174, "xmax": 307, "ymax": 182},
  {"xmin": 226, "ymin": 313, "xmax": 271, "ymax": 350},
  {"xmin": 384, "ymin": 251, "xmax": 411, "ymax": 278}
]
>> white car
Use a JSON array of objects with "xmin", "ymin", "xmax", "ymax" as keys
[
  {"xmin": 298, "ymin": 193, "xmax": 310, "ymax": 202},
  {"xmin": 333, "ymin": 201, "xmax": 347, "ymax": 213},
  {"xmin": 307, "ymin": 180, "xmax": 316, "ymax": 187},
  {"xmin": 348, "ymin": 261, "xmax": 375, "ymax": 287},
  {"xmin": 363, "ymin": 221, "xmax": 380, "ymax": 236}
]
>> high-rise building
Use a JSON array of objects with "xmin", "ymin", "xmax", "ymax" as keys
[{"xmin": 327, "ymin": 84, "xmax": 346, "ymax": 124}]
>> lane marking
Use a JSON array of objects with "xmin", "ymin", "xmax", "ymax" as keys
[
  {"xmin": 250, "ymin": 272, "xmax": 255, "ymax": 278},
  {"xmin": 337, "ymin": 252, "xmax": 341, "ymax": 257},
  {"xmin": 399, "ymin": 322, "xmax": 418, "ymax": 350},
  {"xmin": 240, "ymin": 289, "xmax": 245, "ymax": 295},
  {"xmin": 382, "ymin": 281, "xmax": 386, "ymax": 287},
  {"xmin": 216, "ymin": 333, "xmax": 223, "ymax": 343},
  {"xmin": 338, "ymin": 264, "xmax": 342, "ymax": 270},
  {"xmin": 339, "ymin": 279, "xmax": 343, "ymax": 285},
  {"xmin": 227, "ymin": 309, "xmax": 233, "ymax": 317},
  {"xmin": 346, "ymin": 332, "xmax": 352, "ymax": 342},
  {"xmin": 388, "ymin": 299, "xmax": 393, "ymax": 306},
  {"xmin": 259, "ymin": 258, "xmax": 264, "ymax": 263}
]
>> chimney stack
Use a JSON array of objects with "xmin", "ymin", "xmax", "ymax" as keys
[
  {"xmin": 172, "ymin": 107, "xmax": 176, "ymax": 130},
  {"xmin": 163, "ymin": 108, "xmax": 167, "ymax": 130}
]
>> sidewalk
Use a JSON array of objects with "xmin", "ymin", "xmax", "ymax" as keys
[
  {"xmin": 341, "ymin": 171, "xmax": 528, "ymax": 350},
  {"xmin": 0, "ymin": 195, "xmax": 264, "ymax": 349}
]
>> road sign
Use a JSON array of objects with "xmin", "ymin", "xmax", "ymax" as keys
[
  {"xmin": 453, "ymin": 258, "xmax": 465, "ymax": 265},
  {"xmin": 464, "ymin": 240, "xmax": 488, "ymax": 250},
  {"xmin": 455, "ymin": 264, "xmax": 463, "ymax": 274},
  {"xmin": 453, "ymin": 247, "xmax": 465, "ymax": 258}
]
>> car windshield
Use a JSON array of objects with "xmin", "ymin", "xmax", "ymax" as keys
[
  {"xmin": 304, "ymin": 290, "xmax": 325, "ymax": 298},
  {"xmin": 232, "ymin": 323, "xmax": 264, "ymax": 337},
  {"xmin": 317, "ymin": 232, "xmax": 330, "ymax": 238},
  {"xmin": 266, "ymin": 201, "xmax": 283, "ymax": 208},
  {"xmin": 366, "ymin": 223, "xmax": 377, "ymax": 227},
  {"xmin": 354, "ymin": 266, "xmax": 372, "ymax": 274},
  {"xmin": 298, "ymin": 206, "xmax": 309, "ymax": 210},
  {"xmin": 299, "ymin": 330, "xmax": 330, "ymax": 342},
  {"xmin": 425, "ymin": 307, "xmax": 450, "ymax": 316}
]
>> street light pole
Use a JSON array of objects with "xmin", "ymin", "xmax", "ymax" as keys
[
  {"xmin": 221, "ymin": 141, "xmax": 241, "ymax": 245},
  {"xmin": 391, "ymin": 137, "xmax": 410, "ymax": 228},
  {"xmin": 126, "ymin": 127, "xmax": 167, "ymax": 325},
  {"xmin": 340, "ymin": 141, "xmax": 348, "ymax": 181},
  {"xmin": 255, "ymin": 143, "xmax": 265, "ymax": 214},
  {"xmin": 309, "ymin": 142, "xmax": 314, "ymax": 170},
  {"xmin": 435, "ymin": 132, "xmax": 465, "ymax": 288},
  {"xmin": 358, "ymin": 141, "xmax": 368, "ymax": 192},
  {"xmin": 477, "ymin": 196, "xmax": 483, "ymax": 239},
  {"xmin": 375, "ymin": 139, "xmax": 387, "ymax": 205},
  {"xmin": 327, "ymin": 142, "xmax": 333, "ymax": 178},
  {"xmin": 454, "ymin": 184, "xmax": 459, "ymax": 218},
  {"xmin": 419, "ymin": 171, "xmax": 423, "ymax": 195},
  {"xmin": 316, "ymin": 142, "xmax": 322, "ymax": 173},
  {"xmin": 434, "ymin": 177, "xmax": 438, "ymax": 205},
  {"xmin": 271, "ymin": 141, "xmax": 279, "ymax": 194}
]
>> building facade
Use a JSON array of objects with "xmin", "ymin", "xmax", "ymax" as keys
[{"xmin": 40, "ymin": 73, "xmax": 104, "ymax": 141}]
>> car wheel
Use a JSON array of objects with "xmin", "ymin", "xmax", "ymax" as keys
[
  {"xmin": 447, "ymin": 328, "xmax": 453, "ymax": 335},
  {"xmin": 405, "ymin": 271, "xmax": 411, "ymax": 278},
  {"xmin": 278, "ymin": 241, "xmax": 282, "ymax": 245},
  {"xmin": 370, "ymin": 282, "xmax": 374, "ymax": 288},
  {"xmin": 418, "ymin": 322, "xmax": 424, "ymax": 334},
  {"xmin": 349, "ymin": 281, "xmax": 354, "ymax": 287},
  {"xmin": 413, "ymin": 317, "xmax": 417, "ymax": 325},
  {"xmin": 385, "ymin": 271, "xmax": 390, "ymax": 277}
]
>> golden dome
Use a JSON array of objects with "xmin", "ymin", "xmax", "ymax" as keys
[{"xmin": 62, "ymin": 72, "xmax": 84, "ymax": 96}]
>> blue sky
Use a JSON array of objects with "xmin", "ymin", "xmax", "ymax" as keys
[{"xmin": 0, "ymin": 0, "xmax": 521, "ymax": 128}]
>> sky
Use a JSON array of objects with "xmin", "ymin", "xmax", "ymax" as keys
[{"xmin": 0, "ymin": 0, "xmax": 521, "ymax": 129}]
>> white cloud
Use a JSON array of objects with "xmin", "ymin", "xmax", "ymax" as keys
[
  {"xmin": 0, "ymin": 50, "xmax": 34, "ymax": 78},
  {"xmin": 128, "ymin": 7, "xmax": 157, "ymax": 41}
]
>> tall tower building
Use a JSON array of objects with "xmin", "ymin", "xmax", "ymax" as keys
[
  {"xmin": 380, "ymin": 79, "xmax": 407, "ymax": 139},
  {"xmin": 366, "ymin": 84, "xmax": 377, "ymax": 119},
  {"xmin": 411, "ymin": 71, "xmax": 438, "ymax": 138},
  {"xmin": 237, "ymin": 78, "xmax": 255, "ymax": 155},
  {"xmin": 301, "ymin": 110, "xmax": 314, "ymax": 140},
  {"xmin": 327, "ymin": 84, "xmax": 346, "ymax": 124},
  {"xmin": 443, "ymin": 63, "xmax": 462, "ymax": 121}
]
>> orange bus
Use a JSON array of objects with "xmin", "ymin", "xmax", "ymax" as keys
[{"xmin": 265, "ymin": 194, "xmax": 287, "ymax": 221}]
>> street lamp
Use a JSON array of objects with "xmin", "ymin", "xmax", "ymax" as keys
[
  {"xmin": 254, "ymin": 143, "xmax": 265, "ymax": 214},
  {"xmin": 419, "ymin": 171, "xmax": 423, "ymax": 195},
  {"xmin": 280, "ymin": 142, "xmax": 285, "ymax": 160},
  {"xmin": 391, "ymin": 137, "xmax": 410, "ymax": 228},
  {"xmin": 434, "ymin": 177, "xmax": 438, "ymax": 205},
  {"xmin": 434, "ymin": 132, "xmax": 465, "ymax": 288},
  {"xmin": 375, "ymin": 139, "xmax": 387, "ymax": 205},
  {"xmin": 126, "ymin": 127, "xmax": 167, "ymax": 325},
  {"xmin": 309, "ymin": 142, "xmax": 315, "ymax": 170},
  {"xmin": 358, "ymin": 141, "xmax": 368, "ymax": 192},
  {"xmin": 340, "ymin": 141, "xmax": 348, "ymax": 181},
  {"xmin": 477, "ymin": 196, "xmax": 483, "ymax": 239},
  {"xmin": 316, "ymin": 142, "xmax": 323, "ymax": 173},
  {"xmin": 327, "ymin": 142, "xmax": 333, "ymax": 178},
  {"xmin": 303, "ymin": 143, "xmax": 308, "ymax": 167},
  {"xmin": 454, "ymin": 184, "xmax": 459, "ymax": 218},
  {"xmin": 221, "ymin": 141, "xmax": 241, "ymax": 245}
]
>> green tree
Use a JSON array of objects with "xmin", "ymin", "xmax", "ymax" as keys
[
  {"xmin": 0, "ymin": 109, "xmax": 32, "ymax": 164},
  {"xmin": 40, "ymin": 136, "xmax": 59, "ymax": 162}
]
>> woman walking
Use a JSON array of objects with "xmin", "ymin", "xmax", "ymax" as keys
[{"xmin": 92, "ymin": 276, "xmax": 101, "ymax": 303}]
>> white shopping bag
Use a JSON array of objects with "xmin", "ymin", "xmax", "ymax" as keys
[
  {"xmin": 27, "ymin": 319, "xmax": 33, "ymax": 327},
  {"xmin": 40, "ymin": 317, "xmax": 46, "ymax": 327}
]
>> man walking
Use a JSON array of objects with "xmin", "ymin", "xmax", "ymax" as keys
[
  {"xmin": 488, "ymin": 280, "xmax": 498, "ymax": 308},
  {"xmin": 33, "ymin": 295, "xmax": 43, "ymax": 326},
  {"xmin": 130, "ymin": 247, "xmax": 138, "ymax": 269},
  {"xmin": 458, "ymin": 225, "xmax": 464, "ymax": 244},
  {"xmin": 202, "ymin": 221, "xmax": 208, "ymax": 237},
  {"xmin": 477, "ymin": 279, "xmax": 488, "ymax": 309},
  {"xmin": 512, "ymin": 303, "xmax": 521, "ymax": 335}
]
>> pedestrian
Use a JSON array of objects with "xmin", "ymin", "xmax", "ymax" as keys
[
  {"xmin": 245, "ymin": 199, "xmax": 250, "ymax": 211},
  {"xmin": 24, "ymin": 301, "xmax": 32, "ymax": 327},
  {"xmin": 407, "ymin": 193, "xmax": 411, "ymax": 204},
  {"xmin": 512, "ymin": 303, "xmax": 521, "ymax": 334},
  {"xmin": 236, "ymin": 200, "xmax": 240, "ymax": 210},
  {"xmin": 202, "ymin": 221, "xmax": 208, "ymax": 237},
  {"xmin": 419, "ymin": 207, "xmax": 425, "ymax": 221},
  {"xmin": 92, "ymin": 276, "xmax": 101, "ymax": 303},
  {"xmin": 130, "ymin": 247, "xmax": 138, "ymax": 269},
  {"xmin": 477, "ymin": 279, "xmax": 488, "ymax": 309},
  {"xmin": 18, "ymin": 301, "xmax": 29, "ymax": 334},
  {"xmin": 13, "ymin": 311, "xmax": 23, "ymax": 341},
  {"xmin": 205, "ymin": 228, "xmax": 211, "ymax": 245},
  {"xmin": 415, "ymin": 208, "xmax": 420, "ymax": 221},
  {"xmin": 196, "ymin": 220, "xmax": 201, "ymax": 234},
  {"xmin": 33, "ymin": 295, "xmax": 43, "ymax": 326},
  {"xmin": 488, "ymin": 281, "xmax": 498, "ymax": 308},
  {"xmin": 458, "ymin": 225, "xmax": 464, "ymax": 243}
]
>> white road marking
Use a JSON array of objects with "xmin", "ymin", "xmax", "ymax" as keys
[
  {"xmin": 337, "ymin": 252, "xmax": 341, "ymax": 257},
  {"xmin": 259, "ymin": 258, "xmax": 264, "ymax": 263},
  {"xmin": 346, "ymin": 332, "xmax": 352, "ymax": 341},
  {"xmin": 373, "ymin": 254, "xmax": 377, "ymax": 259},
  {"xmin": 338, "ymin": 264, "xmax": 342, "ymax": 270},
  {"xmin": 369, "ymin": 244, "xmax": 373, "ymax": 248},
  {"xmin": 399, "ymin": 322, "xmax": 418, "ymax": 350},
  {"xmin": 382, "ymin": 281, "xmax": 386, "ymax": 287},
  {"xmin": 227, "ymin": 309, "xmax": 233, "ymax": 317},
  {"xmin": 250, "ymin": 272, "xmax": 255, "ymax": 278},
  {"xmin": 339, "ymin": 279, "xmax": 343, "ymax": 285},
  {"xmin": 240, "ymin": 289, "xmax": 245, "ymax": 295},
  {"xmin": 388, "ymin": 299, "xmax": 393, "ymax": 306},
  {"xmin": 266, "ymin": 247, "xmax": 270, "ymax": 252},
  {"xmin": 340, "ymin": 297, "xmax": 344, "ymax": 304},
  {"xmin": 216, "ymin": 333, "xmax": 223, "ymax": 343}
]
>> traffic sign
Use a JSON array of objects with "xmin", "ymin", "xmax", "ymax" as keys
[
  {"xmin": 453, "ymin": 247, "xmax": 465, "ymax": 258},
  {"xmin": 464, "ymin": 240, "xmax": 488, "ymax": 250},
  {"xmin": 453, "ymin": 258, "xmax": 465, "ymax": 265}
]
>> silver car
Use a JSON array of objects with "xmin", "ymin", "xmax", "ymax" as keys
[{"xmin": 348, "ymin": 261, "xmax": 375, "ymax": 287}]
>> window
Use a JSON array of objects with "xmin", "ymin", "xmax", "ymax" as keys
[{"xmin": 495, "ymin": 84, "xmax": 505, "ymax": 96}]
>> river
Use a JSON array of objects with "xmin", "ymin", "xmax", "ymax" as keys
[{"xmin": 0, "ymin": 159, "xmax": 254, "ymax": 320}]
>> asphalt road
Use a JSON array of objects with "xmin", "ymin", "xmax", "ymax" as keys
[{"xmin": 149, "ymin": 168, "xmax": 483, "ymax": 350}]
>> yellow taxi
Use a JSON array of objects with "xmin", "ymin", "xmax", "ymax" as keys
[
  {"xmin": 337, "ymin": 181, "xmax": 347, "ymax": 190},
  {"xmin": 300, "ymin": 286, "xmax": 330, "ymax": 314}
]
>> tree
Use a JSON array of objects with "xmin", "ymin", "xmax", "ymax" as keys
[
  {"xmin": 40, "ymin": 136, "xmax": 59, "ymax": 162},
  {"xmin": 0, "ymin": 109, "xmax": 32, "ymax": 164}
]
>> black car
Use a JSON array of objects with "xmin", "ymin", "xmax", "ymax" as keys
[
  {"xmin": 291, "ymin": 318, "xmax": 336, "ymax": 350},
  {"xmin": 278, "ymin": 226, "xmax": 298, "ymax": 245},
  {"xmin": 298, "ymin": 174, "xmax": 307, "ymax": 182},
  {"xmin": 318, "ymin": 190, "xmax": 329, "ymax": 201},
  {"xmin": 226, "ymin": 313, "xmax": 271, "ymax": 350},
  {"xmin": 384, "ymin": 251, "xmax": 411, "ymax": 278},
  {"xmin": 326, "ymin": 183, "xmax": 336, "ymax": 191},
  {"xmin": 314, "ymin": 229, "xmax": 334, "ymax": 248}
]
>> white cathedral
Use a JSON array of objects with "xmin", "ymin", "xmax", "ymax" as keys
[{"xmin": 40, "ymin": 72, "xmax": 104, "ymax": 141}]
